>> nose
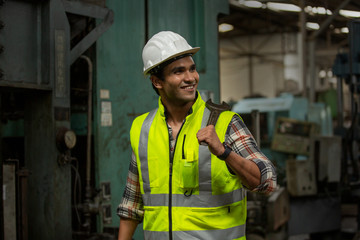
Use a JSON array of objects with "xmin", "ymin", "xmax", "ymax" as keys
[{"xmin": 184, "ymin": 70, "xmax": 196, "ymax": 82}]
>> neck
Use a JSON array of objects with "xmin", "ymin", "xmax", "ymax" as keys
[
  {"xmin": 162, "ymin": 101, "xmax": 193, "ymax": 139},
  {"xmin": 159, "ymin": 91, "xmax": 198, "ymax": 124},
  {"xmin": 164, "ymin": 101, "xmax": 193, "ymax": 124}
]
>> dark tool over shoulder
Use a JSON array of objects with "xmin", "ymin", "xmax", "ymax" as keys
[
  {"xmin": 200, "ymin": 99, "xmax": 231, "ymax": 146},
  {"xmin": 205, "ymin": 99, "xmax": 231, "ymax": 126}
]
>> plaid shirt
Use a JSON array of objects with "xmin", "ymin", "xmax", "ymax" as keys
[{"xmin": 117, "ymin": 114, "xmax": 277, "ymax": 221}]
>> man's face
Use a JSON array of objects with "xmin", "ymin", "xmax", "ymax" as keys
[{"xmin": 154, "ymin": 56, "xmax": 199, "ymax": 106}]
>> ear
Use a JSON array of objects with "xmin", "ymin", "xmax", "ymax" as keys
[{"xmin": 150, "ymin": 75, "xmax": 163, "ymax": 90}]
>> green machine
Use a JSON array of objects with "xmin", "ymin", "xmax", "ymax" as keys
[
  {"xmin": 1, "ymin": 0, "xmax": 229, "ymax": 239},
  {"xmin": 95, "ymin": 1, "xmax": 229, "ymax": 239},
  {"xmin": 0, "ymin": 0, "xmax": 113, "ymax": 239}
]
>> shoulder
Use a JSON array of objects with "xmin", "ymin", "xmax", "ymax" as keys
[
  {"xmin": 214, "ymin": 111, "xmax": 238, "ymax": 136},
  {"xmin": 219, "ymin": 111, "xmax": 242, "ymax": 124},
  {"xmin": 220, "ymin": 111, "xmax": 245, "ymax": 136},
  {"xmin": 230, "ymin": 112, "xmax": 243, "ymax": 123},
  {"xmin": 132, "ymin": 112, "xmax": 150, "ymax": 124},
  {"xmin": 131, "ymin": 108, "xmax": 159, "ymax": 130}
]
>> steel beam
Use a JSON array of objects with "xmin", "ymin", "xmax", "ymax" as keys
[
  {"xmin": 307, "ymin": 0, "xmax": 352, "ymax": 103},
  {"xmin": 61, "ymin": 0, "xmax": 114, "ymax": 64},
  {"xmin": 309, "ymin": 0, "xmax": 352, "ymax": 40}
]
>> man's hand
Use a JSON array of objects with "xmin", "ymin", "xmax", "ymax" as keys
[
  {"xmin": 197, "ymin": 125, "xmax": 262, "ymax": 189},
  {"xmin": 196, "ymin": 125, "xmax": 225, "ymax": 156}
]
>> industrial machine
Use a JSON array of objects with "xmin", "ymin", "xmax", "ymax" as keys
[
  {"xmin": 234, "ymin": 95, "xmax": 347, "ymax": 239},
  {"xmin": 0, "ymin": 0, "xmax": 114, "ymax": 239},
  {"xmin": 7, "ymin": 1, "xmax": 358, "ymax": 240},
  {"xmin": 331, "ymin": 19, "xmax": 360, "ymax": 240},
  {"xmin": 235, "ymin": 19, "xmax": 360, "ymax": 240},
  {"xmin": 333, "ymin": 20, "xmax": 360, "ymax": 185},
  {"xmin": 1, "ymin": 0, "xmax": 229, "ymax": 239},
  {"xmin": 233, "ymin": 94, "xmax": 338, "ymax": 239}
]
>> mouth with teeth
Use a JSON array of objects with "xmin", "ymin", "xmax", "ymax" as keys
[{"xmin": 181, "ymin": 85, "xmax": 196, "ymax": 91}]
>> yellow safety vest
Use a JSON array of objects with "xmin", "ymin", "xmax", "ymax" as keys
[{"xmin": 130, "ymin": 94, "xmax": 247, "ymax": 240}]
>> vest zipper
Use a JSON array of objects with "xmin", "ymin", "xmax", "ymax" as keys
[
  {"xmin": 168, "ymin": 131, "xmax": 173, "ymax": 240},
  {"xmin": 168, "ymin": 120, "xmax": 186, "ymax": 240}
]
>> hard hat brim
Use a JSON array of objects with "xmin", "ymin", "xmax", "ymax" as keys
[{"xmin": 143, "ymin": 47, "xmax": 200, "ymax": 76}]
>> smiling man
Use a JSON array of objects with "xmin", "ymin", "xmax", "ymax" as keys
[{"xmin": 117, "ymin": 31, "xmax": 276, "ymax": 240}]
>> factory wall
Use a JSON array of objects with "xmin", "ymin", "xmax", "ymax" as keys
[
  {"xmin": 219, "ymin": 33, "xmax": 297, "ymax": 102},
  {"xmin": 95, "ymin": 0, "xmax": 229, "ymax": 237},
  {"xmin": 220, "ymin": 55, "xmax": 285, "ymax": 100},
  {"xmin": 219, "ymin": 32, "xmax": 350, "ymax": 113}
]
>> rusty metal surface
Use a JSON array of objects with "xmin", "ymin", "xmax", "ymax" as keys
[{"xmin": 3, "ymin": 164, "xmax": 17, "ymax": 240}]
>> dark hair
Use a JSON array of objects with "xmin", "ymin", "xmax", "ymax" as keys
[{"xmin": 150, "ymin": 69, "xmax": 164, "ymax": 96}]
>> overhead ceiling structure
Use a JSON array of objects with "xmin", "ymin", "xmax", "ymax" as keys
[{"xmin": 219, "ymin": 0, "xmax": 360, "ymax": 48}]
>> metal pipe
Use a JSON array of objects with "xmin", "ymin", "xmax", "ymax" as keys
[
  {"xmin": 248, "ymin": 36, "xmax": 254, "ymax": 95},
  {"xmin": 337, "ymin": 77, "xmax": 344, "ymax": 128},
  {"xmin": 348, "ymin": 21, "xmax": 359, "ymax": 121},
  {"xmin": 299, "ymin": 0, "xmax": 307, "ymax": 98},
  {"xmin": 80, "ymin": 55, "xmax": 93, "ymax": 231},
  {"xmin": 80, "ymin": 55, "xmax": 93, "ymax": 191},
  {"xmin": 308, "ymin": 40, "xmax": 316, "ymax": 103},
  {"xmin": 307, "ymin": 0, "xmax": 351, "ymax": 103},
  {"xmin": 251, "ymin": 110, "xmax": 261, "ymax": 147}
]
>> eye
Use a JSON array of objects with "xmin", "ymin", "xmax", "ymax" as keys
[
  {"xmin": 174, "ymin": 68, "xmax": 185, "ymax": 74},
  {"xmin": 190, "ymin": 65, "xmax": 196, "ymax": 72}
]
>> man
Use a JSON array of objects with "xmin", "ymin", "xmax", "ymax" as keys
[{"xmin": 117, "ymin": 31, "xmax": 276, "ymax": 240}]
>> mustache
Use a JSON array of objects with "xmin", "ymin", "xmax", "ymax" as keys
[{"xmin": 180, "ymin": 81, "xmax": 197, "ymax": 87}]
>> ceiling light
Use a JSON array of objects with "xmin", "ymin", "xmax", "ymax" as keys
[
  {"xmin": 306, "ymin": 22, "xmax": 320, "ymax": 30},
  {"xmin": 334, "ymin": 27, "xmax": 349, "ymax": 34},
  {"xmin": 341, "ymin": 27, "xmax": 349, "ymax": 33},
  {"xmin": 319, "ymin": 70, "xmax": 327, "ymax": 78},
  {"xmin": 243, "ymin": 1, "xmax": 263, "ymax": 8},
  {"xmin": 305, "ymin": 6, "xmax": 332, "ymax": 15},
  {"xmin": 313, "ymin": 7, "xmax": 332, "ymax": 15},
  {"xmin": 304, "ymin": 6, "xmax": 314, "ymax": 14},
  {"xmin": 327, "ymin": 70, "xmax": 333, "ymax": 78},
  {"xmin": 340, "ymin": 9, "xmax": 360, "ymax": 18},
  {"xmin": 267, "ymin": 2, "xmax": 301, "ymax": 12},
  {"xmin": 219, "ymin": 23, "xmax": 234, "ymax": 33}
]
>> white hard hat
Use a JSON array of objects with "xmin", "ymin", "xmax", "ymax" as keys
[{"xmin": 142, "ymin": 31, "xmax": 200, "ymax": 75}]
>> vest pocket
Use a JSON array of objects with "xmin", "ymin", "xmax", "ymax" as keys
[
  {"xmin": 148, "ymin": 156, "xmax": 165, "ymax": 189},
  {"xmin": 143, "ymin": 206, "xmax": 168, "ymax": 232},
  {"xmin": 180, "ymin": 149, "xmax": 198, "ymax": 190},
  {"xmin": 174, "ymin": 204, "xmax": 239, "ymax": 231}
]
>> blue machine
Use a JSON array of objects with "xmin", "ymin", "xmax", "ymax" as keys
[{"xmin": 232, "ymin": 93, "xmax": 333, "ymax": 187}]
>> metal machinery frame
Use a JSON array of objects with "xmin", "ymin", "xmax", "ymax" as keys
[
  {"xmin": 332, "ymin": 20, "xmax": 360, "ymax": 239},
  {"xmin": 333, "ymin": 20, "xmax": 360, "ymax": 184},
  {"xmin": 0, "ymin": 0, "xmax": 113, "ymax": 239}
]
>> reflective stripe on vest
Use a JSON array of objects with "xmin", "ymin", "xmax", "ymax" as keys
[
  {"xmin": 142, "ymin": 187, "xmax": 245, "ymax": 207},
  {"xmin": 138, "ymin": 109, "xmax": 157, "ymax": 194},
  {"xmin": 144, "ymin": 224, "xmax": 246, "ymax": 240}
]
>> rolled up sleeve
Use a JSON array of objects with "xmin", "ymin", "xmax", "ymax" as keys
[
  {"xmin": 117, "ymin": 152, "xmax": 144, "ymax": 222},
  {"xmin": 226, "ymin": 115, "xmax": 277, "ymax": 195}
]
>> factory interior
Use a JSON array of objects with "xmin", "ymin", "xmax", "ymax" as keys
[{"xmin": 1, "ymin": 0, "xmax": 360, "ymax": 239}]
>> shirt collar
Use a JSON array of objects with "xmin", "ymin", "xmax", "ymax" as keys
[{"xmin": 158, "ymin": 91, "xmax": 204, "ymax": 119}]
